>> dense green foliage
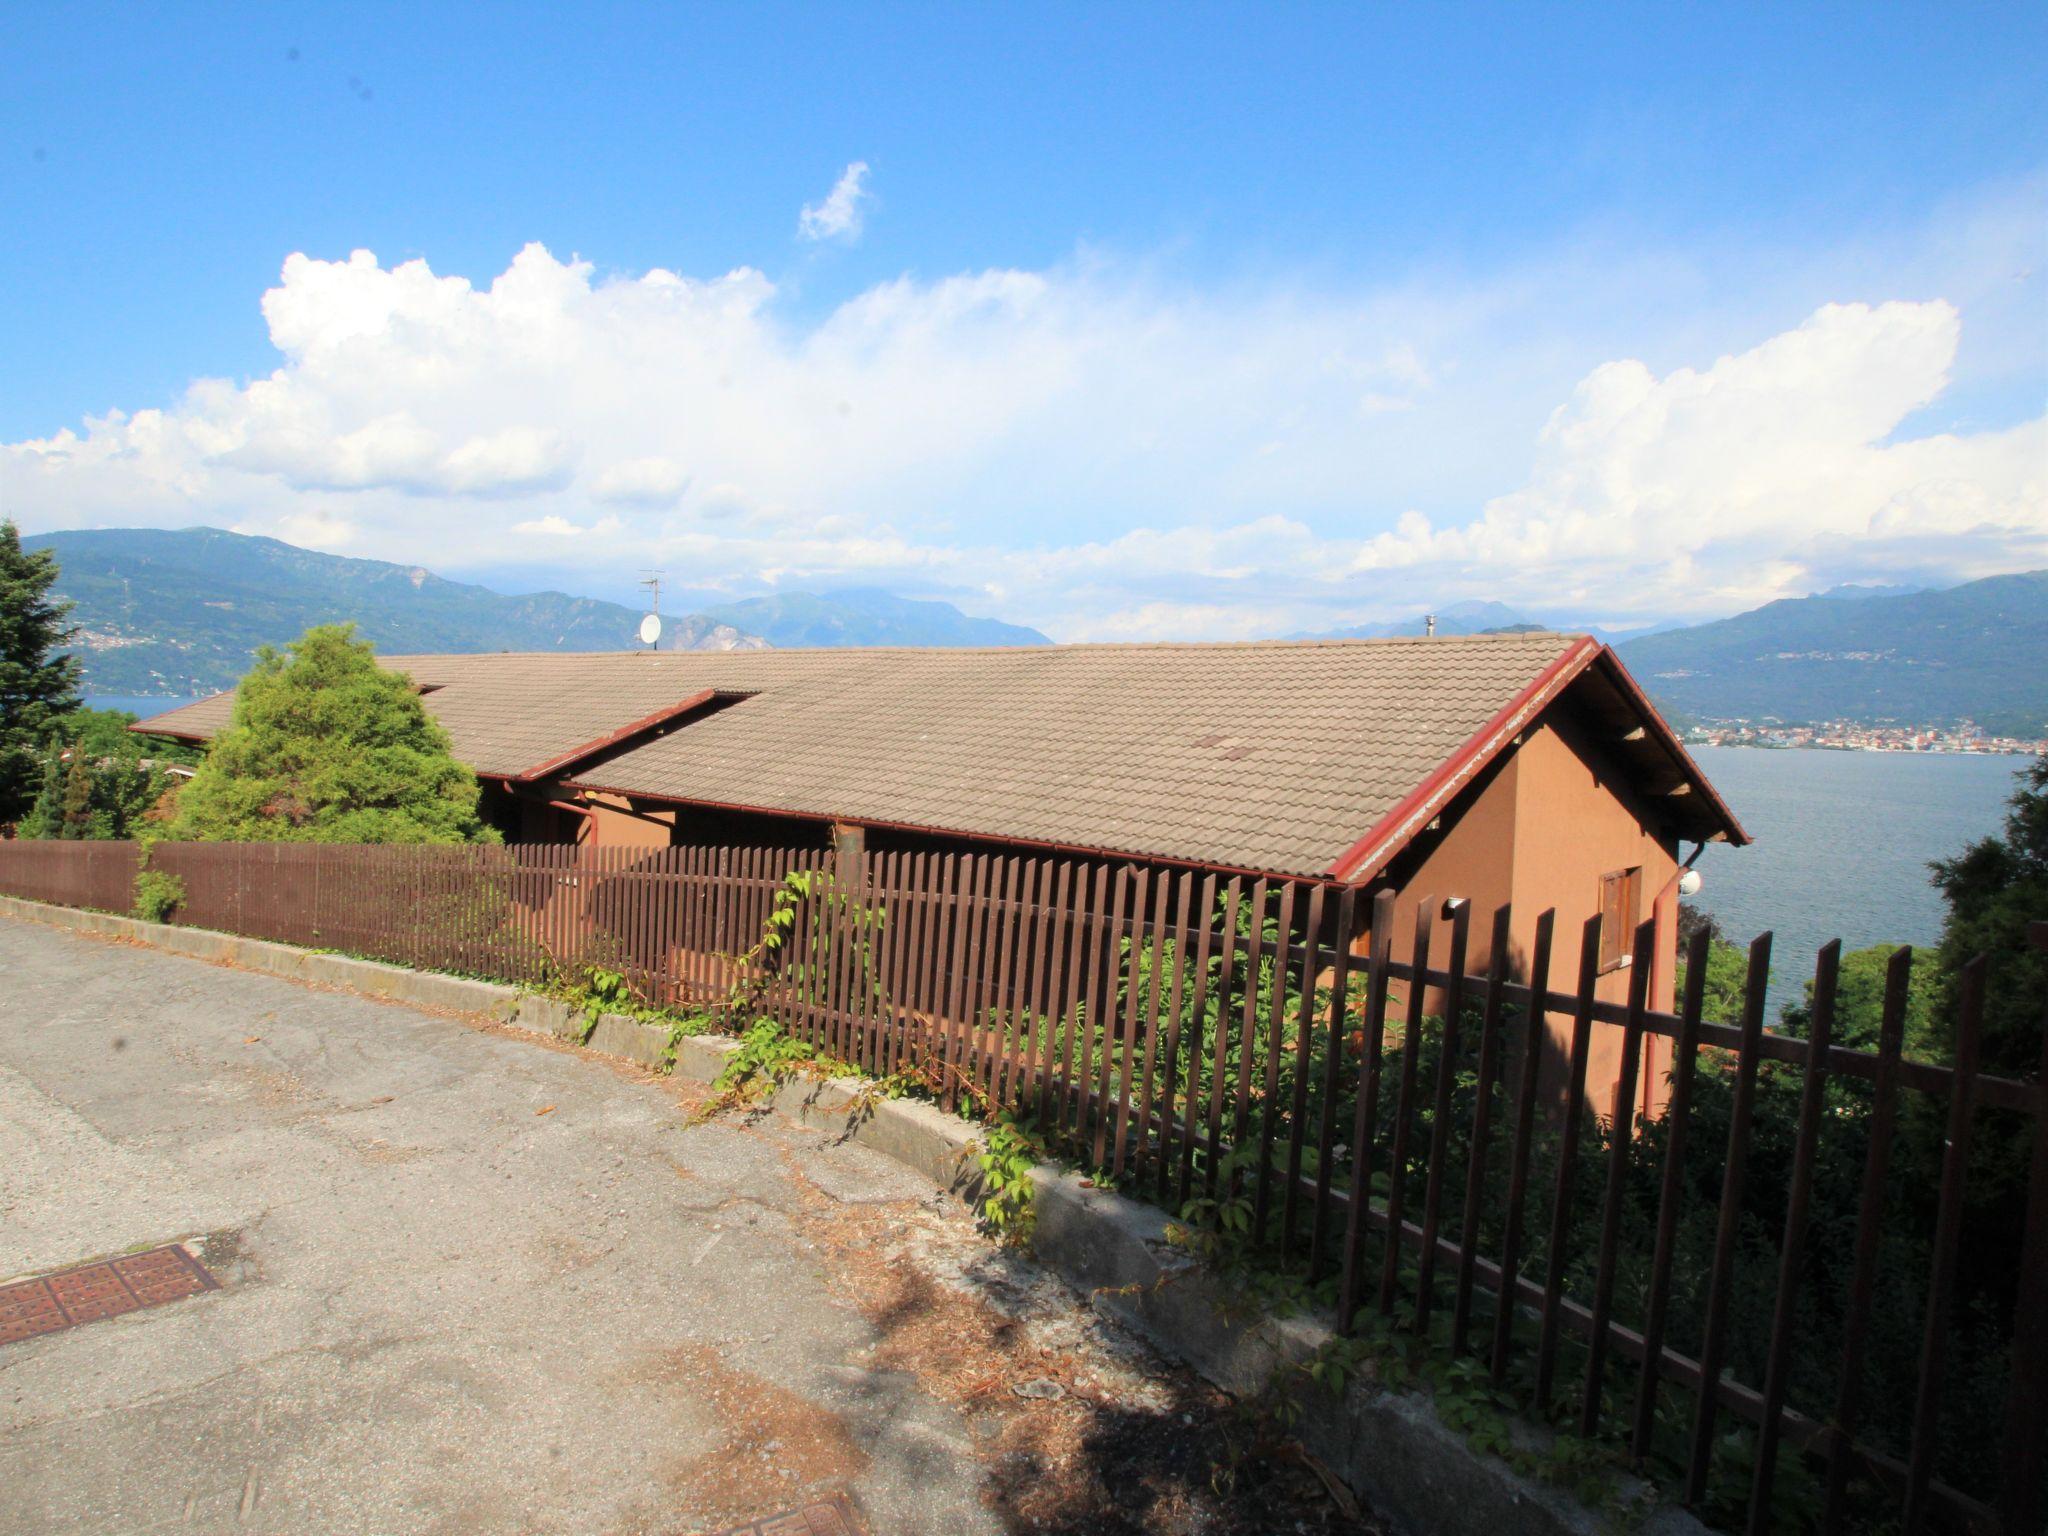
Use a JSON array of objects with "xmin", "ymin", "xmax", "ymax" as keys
[
  {"xmin": 1618, "ymin": 571, "xmax": 2048, "ymax": 733},
  {"xmin": 132, "ymin": 869, "xmax": 186, "ymax": 922},
  {"xmin": 1674, "ymin": 904, "xmax": 1752, "ymax": 1024},
  {"xmin": 164, "ymin": 624, "xmax": 498, "ymax": 845},
  {"xmin": 18, "ymin": 708, "xmax": 201, "ymax": 841},
  {"xmin": 1932, "ymin": 752, "xmax": 2048, "ymax": 1079},
  {"xmin": 23, "ymin": 743, "xmax": 155, "ymax": 841},
  {"xmin": 0, "ymin": 519, "xmax": 83, "ymax": 826},
  {"xmin": 1777, "ymin": 940, "xmax": 1943, "ymax": 1055}
]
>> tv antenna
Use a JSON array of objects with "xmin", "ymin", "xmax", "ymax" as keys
[{"xmin": 638, "ymin": 570, "xmax": 665, "ymax": 651}]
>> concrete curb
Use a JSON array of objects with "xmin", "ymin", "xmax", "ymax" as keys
[{"xmin": 0, "ymin": 895, "xmax": 1708, "ymax": 1536}]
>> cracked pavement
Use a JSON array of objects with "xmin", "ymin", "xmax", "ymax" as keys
[{"xmin": 0, "ymin": 916, "xmax": 1378, "ymax": 1536}]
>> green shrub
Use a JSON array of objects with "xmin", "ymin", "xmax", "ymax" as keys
[
  {"xmin": 133, "ymin": 870, "xmax": 185, "ymax": 923},
  {"xmin": 165, "ymin": 623, "xmax": 498, "ymax": 845}
]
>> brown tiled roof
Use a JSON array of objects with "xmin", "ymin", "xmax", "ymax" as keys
[
  {"xmin": 132, "ymin": 635, "xmax": 1742, "ymax": 879},
  {"xmin": 131, "ymin": 654, "xmax": 737, "ymax": 780}
]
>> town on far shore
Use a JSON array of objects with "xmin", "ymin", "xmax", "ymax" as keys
[{"xmin": 1684, "ymin": 718, "xmax": 2048, "ymax": 754}]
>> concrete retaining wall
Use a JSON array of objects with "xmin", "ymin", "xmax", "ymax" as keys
[{"xmin": 0, "ymin": 894, "xmax": 1707, "ymax": 1536}]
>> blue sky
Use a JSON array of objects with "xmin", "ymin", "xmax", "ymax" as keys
[{"xmin": 4, "ymin": 3, "xmax": 2043, "ymax": 638}]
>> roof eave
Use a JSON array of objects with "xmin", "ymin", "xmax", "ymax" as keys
[
  {"xmin": 1321, "ymin": 639, "xmax": 1749, "ymax": 884},
  {"xmin": 126, "ymin": 722, "xmax": 213, "ymax": 743},
  {"xmin": 128, "ymin": 690, "xmax": 234, "ymax": 742},
  {"xmin": 1585, "ymin": 646, "xmax": 1751, "ymax": 847}
]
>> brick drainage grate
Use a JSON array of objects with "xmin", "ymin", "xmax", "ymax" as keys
[
  {"xmin": 0, "ymin": 1245, "xmax": 218, "ymax": 1346},
  {"xmin": 709, "ymin": 1493, "xmax": 864, "ymax": 1536}
]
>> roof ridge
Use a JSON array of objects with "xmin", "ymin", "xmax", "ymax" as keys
[{"xmin": 380, "ymin": 631, "xmax": 1588, "ymax": 663}]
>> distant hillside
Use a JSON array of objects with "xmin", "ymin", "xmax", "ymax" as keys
[
  {"xmin": 25, "ymin": 527, "xmax": 764, "ymax": 695},
  {"xmin": 1618, "ymin": 572, "xmax": 2048, "ymax": 735},
  {"xmin": 25, "ymin": 527, "xmax": 1054, "ymax": 696},
  {"xmin": 1293, "ymin": 600, "xmax": 1684, "ymax": 646},
  {"xmin": 701, "ymin": 587, "xmax": 1051, "ymax": 648},
  {"xmin": 1291, "ymin": 599, "xmax": 1529, "ymax": 641}
]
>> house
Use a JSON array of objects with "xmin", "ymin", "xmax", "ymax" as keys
[{"xmin": 135, "ymin": 633, "xmax": 1747, "ymax": 1114}]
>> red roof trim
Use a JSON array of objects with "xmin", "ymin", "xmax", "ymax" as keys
[
  {"xmin": 1324, "ymin": 636, "xmax": 1602, "ymax": 885},
  {"xmin": 511, "ymin": 688, "xmax": 722, "ymax": 783}
]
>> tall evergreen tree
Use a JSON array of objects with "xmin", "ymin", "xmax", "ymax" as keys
[
  {"xmin": 166, "ymin": 623, "xmax": 496, "ymax": 845},
  {"xmin": 58, "ymin": 754, "xmax": 95, "ymax": 839},
  {"xmin": 0, "ymin": 520, "xmax": 82, "ymax": 826}
]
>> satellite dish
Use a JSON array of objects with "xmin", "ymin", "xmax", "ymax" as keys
[{"xmin": 638, "ymin": 613, "xmax": 662, "ymax": 648}]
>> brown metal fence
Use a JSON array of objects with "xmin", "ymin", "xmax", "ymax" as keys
[
  {"xmin": 152, "ymin": 841, "xmax": 829, "ymax": 1001},
  {"xmin": 0, "ymin": 839, "xmax": 141, "ymax": 911},
  {"xmin": 0, "ymin": 837, "xmax": 2040, "ymax": 1532}
]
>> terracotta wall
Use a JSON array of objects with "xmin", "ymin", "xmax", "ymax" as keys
[
  {"xmin": 1371, "ymin": 748, "xmax": 1521, "ymax": 980},
  {"xmin": 583, "ymin": 791, "xmax": 675, "ymax": 849},
  {"xmin": 1504, "ymin": 713, "xmax": 1680, "ymax": 1121},
  {"xmin": 1370, "ymin": 705, "xmax": 1684, "ymax": 1126}
]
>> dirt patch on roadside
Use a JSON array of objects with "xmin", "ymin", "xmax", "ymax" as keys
[
  {"xmin": 642, "ymin": 1341, "xmax": 871, "ymax": 1528},
  {"xmin": 769, "ymin": 1136, "xmax": 1382, "ymax": 1536}
]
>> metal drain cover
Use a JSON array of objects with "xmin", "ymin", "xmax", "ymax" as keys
[{"xmin": 0, "ymin": 1245, "xmax": 217, "ymax": 1346}]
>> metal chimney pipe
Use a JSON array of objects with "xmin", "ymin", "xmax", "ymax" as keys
[{"xmin": 1425, "ymin": 613, "xmax": 1436, "ymax": 637}]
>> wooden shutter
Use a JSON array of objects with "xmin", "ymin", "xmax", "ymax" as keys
[{"xmin": 1599, "ymin": 866, "xmax": 1640, "ymax": 970}]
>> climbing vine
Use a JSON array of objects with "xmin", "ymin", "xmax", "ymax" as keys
[{"xmin": 685, "ymin": 867, "xmax": 887, "ymax": 1118}]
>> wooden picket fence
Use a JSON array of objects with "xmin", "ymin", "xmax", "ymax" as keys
[{"xmin": 0, "ymin": 835, "xmax": 2041, "ymax": 1534}]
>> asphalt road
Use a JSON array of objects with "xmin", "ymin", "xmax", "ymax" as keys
[{"xmin": 0, "ymin": 915, "xmax": 1376, "ymax": 1536}]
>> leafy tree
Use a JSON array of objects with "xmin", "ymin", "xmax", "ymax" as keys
[
  {"xmin": 1675, "ymin": 900, "xmax": 1725, "ymax": 950},
  {"xmin": 20, "ymin": 749, "xmax": 164, "ymax": 841},
  {"xmin": 61, "ymin": 705, "xmax": 201, "ymax": 767},
  {"xmin": 1779, "ymin": 941, "xmax": 1943, "ymax": 1057},
  {"xmin": 19, "ymin": 746, "xmax": 63, "ymax": 837},
  {"xmin": 164, "ymin": 623, "xmax": 497, "ymax": 845},
  {"xmin": 1925, "ymin": 751, "xmax": 2048, "ymax": 1340},
  {"xmin": 0, "ymin": 519, "xmax": 82, "ymax": 826},
  {"xmin": 1675, "ymin": 904, "xmax": 1751, "ymax": 1025},
  {"xmin": 1931, "ymin": 752, "xmax": 2048, "ymax": 1079},
  {"xmin": 18, "ymin": 707, "xmax": 194, "ymax": 841}
]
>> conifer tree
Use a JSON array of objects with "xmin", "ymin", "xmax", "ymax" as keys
[
  {"xmin": 166, "ymin": 623, "xmax": 497, "ymax": 845},
  {"xmin": 59, "ymin": 754, "xmax": 95, "ymax": 839},
  {"xmin": 0, "ymin": 520, "xmax": 82, "ymax": 825}
]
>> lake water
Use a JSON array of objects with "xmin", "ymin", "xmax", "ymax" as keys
[{"xmin": 1687, "ymin": 746, "xmax": 2033, "ymax": 1014}]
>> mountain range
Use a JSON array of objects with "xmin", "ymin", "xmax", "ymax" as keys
[
  {"xmin": 1289, "ymin": 599, "xmax": 1530, "ymax": 640},
  {"xmin": 25, "ymin": 527, "xmax": 1047, "ymax": 696},
  {"xmin": 697, "ymin": 589, "xmax": 1049, "ymax": 649},
  {"xmin": 21, "ymin": 527, "xmax": 2045, "ymax": 733},
  {"xmin": 1614, "ymin": 572, "xmax": 2048, "ymax": 736},
  {"xmin": 1301, "ymin": 577, "xmax": 2048, "ymax": 735},
  {"xmin": 1291, "ymin": 599, "xmax": 1687, "ymax": 646}
]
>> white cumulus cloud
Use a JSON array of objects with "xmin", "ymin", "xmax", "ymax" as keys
[
  {"xmin": 1348, "ymin": 300, "xmax": 2045, "ymax": 617},
  {"xmin": 798, "ymin": 162, "xmax": 872, "ymax": 243},
  {"xmin": 3, "ymin": 216, "xmax": 2041, "ymax": 641},
  {"xmin": 592, "ymin": 456, "xmax": 691, "ymax": 508}
]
